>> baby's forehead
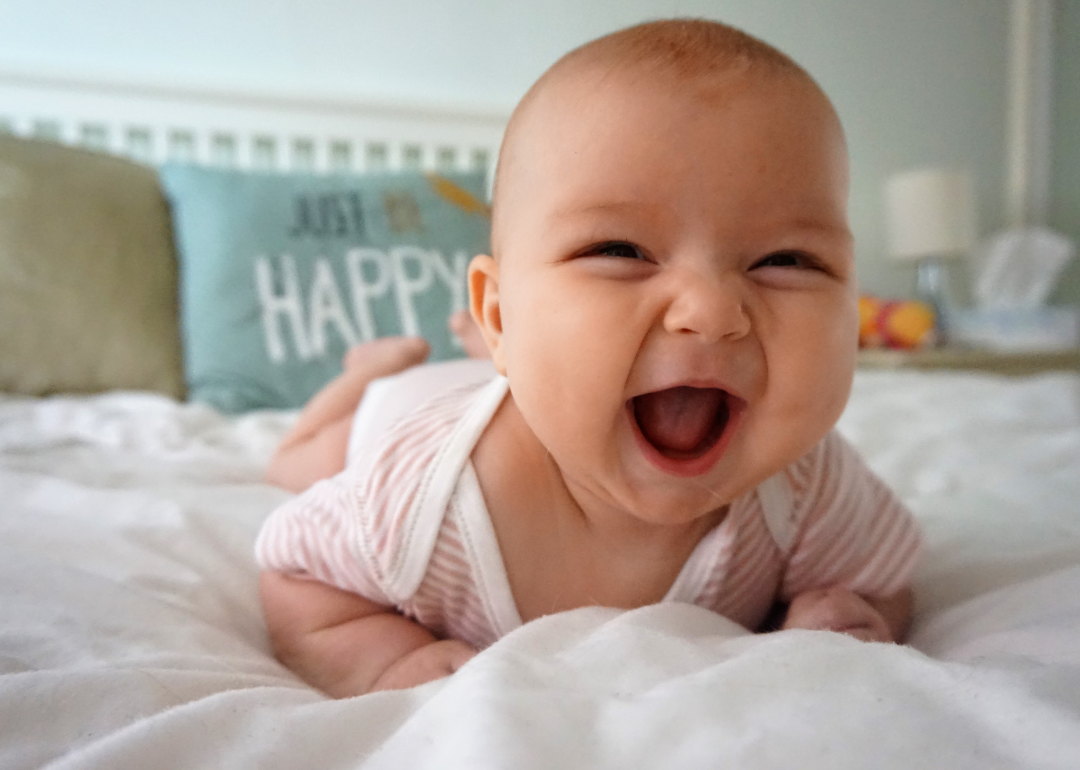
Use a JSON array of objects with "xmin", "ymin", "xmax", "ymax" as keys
[
  {"xmin": 510, "ymin": 52, "xmax": 829, "ymax": 170},
  {"xmin": 529, "ymin": 61, "xmax": 809, "ymax": 131},
  {"xmin": 492, "ymin": 64, "xmax": 833, "ymax": 230}
]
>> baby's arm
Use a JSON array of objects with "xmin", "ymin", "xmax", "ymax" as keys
[
  {"xmin": 259, "ymin": 571, "xmax": 476, "ymax": 697},
  {"xmin": 781, "ymin": 585, "xmax": 913, "ymax": 643},
  {"xmin": 776, "ymin": 432, "xmax": 921, "ymax": 644}
]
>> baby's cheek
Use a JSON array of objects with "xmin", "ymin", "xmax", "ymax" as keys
[
  {"xmin": 771, "ymin": 327, "xmax": 853, "ymax": 433},
  {"xmin": 507, "ymin": 351, "xmax": 615, "ymax": 473}
]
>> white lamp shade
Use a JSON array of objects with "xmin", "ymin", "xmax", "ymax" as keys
[{"xmin": 884, "ymin": 168, "xmax": 976, "ymax": 261}]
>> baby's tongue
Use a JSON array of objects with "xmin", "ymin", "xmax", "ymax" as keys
[{"xmin": 633, "ymin": 386, "xmax": 724, "ymax": 455}]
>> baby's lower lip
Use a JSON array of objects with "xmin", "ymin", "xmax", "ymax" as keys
[{"xmin": 626, "ymin": 390, "xmax": 745, "ymax": 478}]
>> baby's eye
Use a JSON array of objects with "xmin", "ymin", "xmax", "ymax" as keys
[
  {"xmin": 751, "ymin": 251, "xmax": 813, "ymax": 270},
  {"xmin": 591, "ymin": 241, "xmax": 647, "ymax": 260}
]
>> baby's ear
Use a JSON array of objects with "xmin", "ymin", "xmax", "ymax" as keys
[{"xmin": 468, "ymin": 255, "xmax": 507, "ymax": 375}]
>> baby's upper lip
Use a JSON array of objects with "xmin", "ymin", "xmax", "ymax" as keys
[{"xmin": 630, "ymin": 374, "xmax": 748, "ymax": 403}]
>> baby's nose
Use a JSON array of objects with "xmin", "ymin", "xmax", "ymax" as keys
[{"xmin": 662, "ymin": 271, "xmax": 751, "ymax": 342}]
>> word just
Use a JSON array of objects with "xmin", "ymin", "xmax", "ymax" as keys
[{"xmin": 255, "ymin": 247, "xmax": 469, "ymax": 363}]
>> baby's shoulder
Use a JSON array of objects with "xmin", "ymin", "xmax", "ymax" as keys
[
  {"xmin": 765, "ymin": 429, "xmax": 889, "ymax": 537},
  {"xmin": 344, "ymin": 367, "xmax": 508, "ymax": 539},
  {"xmin": 347, "ymin": 359, "xmax": 497, "ymax": 471},
  {"xmin": 350, "ymin": 376, "xmax": 492, "ymax": 498},
  {"xmin": 778, "ymin": 428, "xmax": 911, "ymax": 544}
]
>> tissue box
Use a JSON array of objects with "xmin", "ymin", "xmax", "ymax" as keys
[{"xmin": 947, "ymin": 306, "xmax": 1079, "ymax": 352}]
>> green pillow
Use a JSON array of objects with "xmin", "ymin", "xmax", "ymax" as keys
[
  {"xmin": 0, "ymin": 136, "xmax": 184, "ymax": 398},
  {"xmin": 160, "ymin": 165, "xmax": 490, "ymax": 413}
]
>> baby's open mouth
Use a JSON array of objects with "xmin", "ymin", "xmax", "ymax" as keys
[{"xmin": 631, "ymin": 386, "xmax": 731, "ymax": 460}]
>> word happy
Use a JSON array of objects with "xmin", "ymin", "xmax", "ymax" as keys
[{"xmin": 255, "ymin": 247, "xmax": 468, "ymax": 363}]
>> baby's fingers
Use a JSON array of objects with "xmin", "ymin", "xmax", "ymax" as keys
[{"xmin": 783, "ymin": 586, "xmax": 892, "ymax": 642}]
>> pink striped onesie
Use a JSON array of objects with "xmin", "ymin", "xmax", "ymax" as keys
[{"xmin": 255, "ymin": 360, "xmax": 922, "ymax": 649}]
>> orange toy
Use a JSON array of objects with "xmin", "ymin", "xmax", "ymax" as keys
[
  {"xmin": 858, "ymin": 296, "xmax": 883, "ymax": 348},
  {"xmin": 859, "ymin": 295, "xmax": 937, "ymax": 350}
]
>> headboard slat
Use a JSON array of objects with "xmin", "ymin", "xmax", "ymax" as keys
[{"xmin": 0, "ymin": 70, "xmax": 506, "ymax": 188}]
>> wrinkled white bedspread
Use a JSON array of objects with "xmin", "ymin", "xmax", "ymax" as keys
[{"xmin": 1, "ymin": 371, "xmax": 1079, "ymax": 769}]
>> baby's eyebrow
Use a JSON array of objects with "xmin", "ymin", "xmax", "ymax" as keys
[
  {"xmin": 785, "ymin": 219, "xmax": 854, "ymax": 245},
  {"xmin": 551, "ymin": 199, "xmax": 662, "ymax": 219},
  {"xmin": 554, "ymin": 205, "xmax": 851, "ymax": 239}
]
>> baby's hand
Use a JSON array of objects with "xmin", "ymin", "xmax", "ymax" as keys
[
  {"xmin": 370, "ymin": 639, "xmax": 478, "ymax": 692},
  {"xmin": 781, "ymin": 586, "xmax": 893, "ymax": 643}
]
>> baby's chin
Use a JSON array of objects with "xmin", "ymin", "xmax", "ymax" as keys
[
  {"xmin": 603, "ymin": 453, "xmax": 749, "ymax": 525},
  {"xmin": 641, "ymin": 421, "xmax": 827, "ymax": 515},
  {"xmin": 604, "ymin": 488, "xmax": 731, "ymax": 530}
]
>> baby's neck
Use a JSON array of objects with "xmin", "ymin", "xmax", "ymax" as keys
[{"xmin": 471, "ymin": 394, "xmax": 726, "ymax": 621}]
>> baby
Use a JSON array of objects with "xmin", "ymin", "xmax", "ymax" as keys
[{"xmin": 256, "ymin": 19, "xmax": 922, "ymax": 697}]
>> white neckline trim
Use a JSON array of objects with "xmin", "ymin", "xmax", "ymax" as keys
[
  {"xmin": 385, "ymin": 375, "xmax": 510, "ymax": 603},
  {"xmin": 756, "ymin": 473, "xmax": 798, "ymax": 555},
  {"xmin": 454, "ymin": 461, "xmax": 524, "ymax": 636}
]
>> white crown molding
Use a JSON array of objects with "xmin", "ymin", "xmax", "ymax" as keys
[{"xmin": 0, "ymin": 61, "xmax": 511, "ymax": 126}]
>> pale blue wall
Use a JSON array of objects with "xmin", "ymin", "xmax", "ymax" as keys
[
  {"xmin": 0, "ymin": 0, "xmax": 1013, "ymax": 299},
  {"xmin": 1050, "ymin": 0, "xmax": 1080, "ymax": 305}
]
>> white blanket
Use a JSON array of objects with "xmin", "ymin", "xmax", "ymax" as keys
[{"xmin": 1, "ymin": 371, "xmax": 1079, "ymax": 769}]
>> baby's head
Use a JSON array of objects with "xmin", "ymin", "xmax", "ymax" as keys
[{"xmin": 469, "ymin": 20, "xmax": 858, "ymax": 523}]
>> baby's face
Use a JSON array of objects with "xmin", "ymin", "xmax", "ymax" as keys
[{"xmin": 477, "ymin": 68, "xmax": 857, "ymax": 526}]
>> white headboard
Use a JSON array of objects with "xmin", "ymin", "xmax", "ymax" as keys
[{"xmin": 0, "ymin": 69, "xmax": 507, "ymax": 187}]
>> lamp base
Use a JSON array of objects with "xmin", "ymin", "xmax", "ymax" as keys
[{"xmin": 915, "ymin": 257, "xmax": 955, "ymax": 344}]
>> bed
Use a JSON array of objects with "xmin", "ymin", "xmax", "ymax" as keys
[{"xmin": 2, "ymin": 72, "xmax": 1080, "ymax": 769}]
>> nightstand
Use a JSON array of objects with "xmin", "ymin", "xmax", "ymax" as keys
[{"xmin": 856, "ymin": 348, "xmax": 1080, "ymax": 376}]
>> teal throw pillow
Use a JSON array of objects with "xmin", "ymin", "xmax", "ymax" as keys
[{"xmin": 160, "ymin": 165, "xmax": 491, "ymax": 413}]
